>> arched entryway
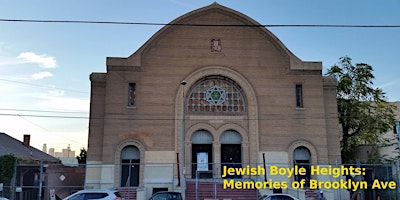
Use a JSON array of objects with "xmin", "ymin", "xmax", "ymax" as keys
[
  {"xmin": 175, "ymin": 67, "xmax": 259, "ymax": 179},
  {"xmin": 293, "ymin": 146, "xmax": 311, "ymax": 186},
  {"xmin": 220, "ymin": 130, "xmax": 242, "ymax": 178},
  {"xmin": 191, "ymin": 130, "xmax": 213, "ymax": 178},
  {"xmin": 120, "ymin": 145, "xmax": 140, "ymax": 187}
]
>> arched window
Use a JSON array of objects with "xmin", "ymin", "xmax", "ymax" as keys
[
  {"xmin": 220, "ymin": 130, "xmax": 242, "ymax": 144},
  {"xmin": 186, "ymin": 76, "xmax": 246, "ymax": 113},
  {"xmin": 294, "ymin": 146, "xmax": 311, "ymax": 162},
  {"xmin": 191, "ymin": 130, "xmax": 213, "ymax": 144},
  {"xmin": 121, "ymin": 145, "xmax": 140, "ymax": 187}
]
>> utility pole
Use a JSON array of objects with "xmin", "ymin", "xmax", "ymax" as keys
[
  {"xmin": 180, "ymin": 80, "xmax": 187, "ymax": 198},
  {"xmin": 10, "ymin": 157, "xmax": 17, "ymax": 200},
  {"xmin": 38, "ymin": 160, "xmax": 43, "ymax": 200}
]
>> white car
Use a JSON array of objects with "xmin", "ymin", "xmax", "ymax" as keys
[
  {"xmin": 63, "ymin": 189, "xmax": 124, "ymax": 200},
  {"xmin": 259, "ymin": 194, "xmax": 300, "ymax": 200},
  {"xmin": 0, "ymin": 197, "xmax": 9, "ymax": 200}
]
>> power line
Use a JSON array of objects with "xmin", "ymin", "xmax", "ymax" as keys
[
  {"xmin": 18, "ymin": 115, "xmax": 88, "ymax": 147},
  {"xmin": 18, "ymin": 115, "xmax": 53, "ymax": 132},
  {"xmin": 0, "ymin": 78, "xmax": 88, "ymax": 94},
  {"xmin": 0, "ymin": 112, "xmax": 345, "ymax": 121},
  {"xmin": 5, "ymin": 114, "xmax": 88, "ymax": 147},
  {"xmin": 1, "ymin": 18, "xmax": 400, "ymax": 28},
  {"xmin": 0, "ymin": 108, "xmax": 88, "ymax": 114},
  {"xmin": 0, "ymin": 107, "xmax": 341, "ymax": 121},
  {"xmin": 0, "ymin": 113, "xmax": 88, "ymax": 119}
]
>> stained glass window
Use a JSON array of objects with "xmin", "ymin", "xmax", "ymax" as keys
[
  {"xmin": 296, "ymin": 84, "xmax": 303, "ymax": 108},
  {"xmin": 128, "ymin": 83, "xmax": 136, "ymax": 107},
  {"xmin": 186, "ymin": 76, "xmax": 246, "ymax": 113}
]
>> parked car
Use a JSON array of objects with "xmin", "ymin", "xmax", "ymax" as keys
[
  {"xmin": 63, "ymin": 189, "xmax": 124, "ymax": 200},
  {"xmin": 148, "ymin": 191, "xmax": 182, "ymax": 200},
  {"xmin": 0, "ymin": 197, "xmax": 9, "ymax": 200},
  {"xmin": 259, "ymin": 194, "xmax": 300, "ymax": 200}
]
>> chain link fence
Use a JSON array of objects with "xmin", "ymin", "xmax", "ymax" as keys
[
  {"xmin": 1, "ymin": 162, "xmax": 399, "ymax": 200},
  {"xmin": 345, "ymin": 163, "xmax": 399, "ymax": 200},
  {"xmin": 1, "ymin": 162, "xmax": 85, "ymax": 200}
]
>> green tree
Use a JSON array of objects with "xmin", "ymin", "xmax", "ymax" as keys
[
  {"xmin": 326, "ymin": 56, "xmax": 396, "ymax": 163},
  {"xmin": 76, "ymin": 148, "xmax": 87, "ymax": 164},
  {"xmin": 0, "ymin": 154, "xmax": 16, "ymax": 183}
]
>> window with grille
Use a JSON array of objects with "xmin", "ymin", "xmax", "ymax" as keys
[
  {"xmin": 186, "ymin": 76, "xmax": 246, "ymax": 113},
  {"xmin": 295, "ymin": 84, "xmax": 303, "ymax": 108},
  {"xmin": 128, "ymin": 83, "xmax": 136, "ymax": 107}
]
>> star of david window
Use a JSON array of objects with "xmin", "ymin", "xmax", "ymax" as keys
[
  {"xmin": 186, "ymin": 76, "xmax": 246, "ymax": 113},
  {"xmin": 206, "ymin": 86, "xmax": 226, "ymax": 105}
]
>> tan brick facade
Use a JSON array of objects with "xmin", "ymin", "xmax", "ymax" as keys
[{"xmin": 86, "ymin": 3, "xmax": 341, "ymax": 199}]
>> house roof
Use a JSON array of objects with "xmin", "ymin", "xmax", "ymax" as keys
[{"xmin": 0, "ymin": 132, "xmax": 59, "ymax": 163}]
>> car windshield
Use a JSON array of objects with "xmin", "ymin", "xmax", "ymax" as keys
[
  {"xmin": 151, "ymin": 192, "xmax": 182, "ymax": 200},
  {"xmin": 86, "ymin": 193, "xmax": 108, "ymax": 199},
  {"xmin": 268, "ymin": 195, "xmax": 295, "ymax": 200}
]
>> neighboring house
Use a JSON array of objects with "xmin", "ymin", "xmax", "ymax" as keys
[
  {"xmin": 86, "ymin": 3, "xmax": 343, "ymax": 200},
  {"xmin": 0, "ymin": 133, "xmax": 85, "ymax": 200},
  {"xmin": 0, "ymin": 133, "xmax": 59, "ymax": 163},
  {"xmin": 377, "ymin": 102, "xmax": 400, "ymax": 162},
  {"xmin": 0, "ymin": 133, "xmax": 59, "ymax": 200},
  {"xmin": 352, "ymin": 102, "xmax": 400, "ymax": 200},
  {"xmin": 355, "ymin": 102, "xmax": 400, "ymax": 163}
]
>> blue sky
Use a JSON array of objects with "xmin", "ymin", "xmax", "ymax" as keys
[{"xmin": 0, "ymin": 0, "xmax": 399, "ymax": 154}]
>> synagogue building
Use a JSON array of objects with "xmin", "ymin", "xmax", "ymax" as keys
[{"xmin": 86, "ymin": 3, "xmax": 342, "ymax": 199}]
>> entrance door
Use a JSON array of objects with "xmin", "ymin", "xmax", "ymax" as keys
[
  {"xmin": 120, "ymin": 145, "xmax": 140, "ymax": 187},
  {"xmin": 121, "ymin": 159, "xmax": 140, "ymax": 187},
  {"xmin": 294, "ymin": 160, "xmax": 310, "ymax": 187},
  {"xmin": 294, "ymin": 146, "xmax": 311, "ymax": 187},
  {"xmin": 220, "ymin": 130, "xmax": 242, "ymax": 178},
  {"xmin": 221, "ymin": 144, "xmax": 242, "ymax": 178},
  {"xmin": 191, "ymin": 144, "xmax": 213, "ymax": 178},
  {"xmin": 191, "ymin": 130, "xmax": 213, "ymax": 178}
]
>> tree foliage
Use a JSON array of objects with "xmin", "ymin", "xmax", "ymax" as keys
[
  {"xmin": 0, "ymin": 154, "xmax": 16, "ymax": 183},
  {"xmin": 76, "ymin": 147, "xmax": 87, "ymax": 164},
  {"xmin": 326, "ymin": 56, "xmax": 396, "ymax": 163}
]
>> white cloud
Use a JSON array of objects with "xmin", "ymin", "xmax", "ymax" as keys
[
  {"xmin": 31, "ymin": 71, "xmax": 53, "ymax": 80},
  {"xmin": 18, "ymin": 52, "xmax": 57, "ymax": 68},
  {"xmin": 377, "ymin": 79, "xmax": 398, "ymax": 89}
]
